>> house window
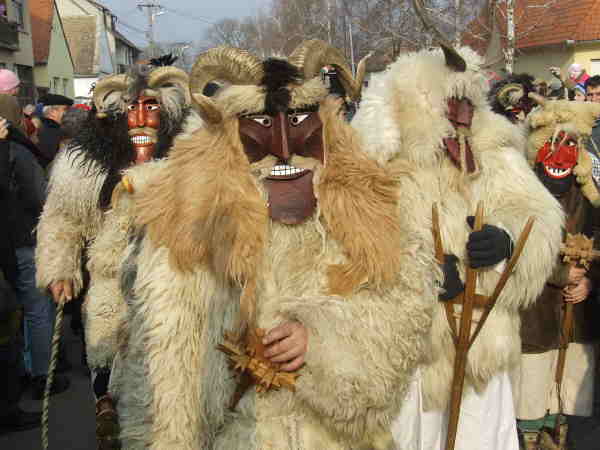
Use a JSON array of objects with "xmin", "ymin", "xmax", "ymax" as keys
[
  {"xmin": 15, "ymin": 64, "xmax": 33, "ymax": 106},
  {"xmin": 62, "ymin": 78, "xmax": 68, "ymax": 95},
  {"xmin": 52, "ymin": 77, "xmax": 59, "ymax": 93},
  {"xmin": 12, "ymin": 1, "xmax": 24, "ymax": 27}
]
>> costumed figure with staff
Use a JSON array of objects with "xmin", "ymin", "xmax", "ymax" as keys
[
  {"xmin": 351, "ymin": 2, "xmax": 564, "ymax": 449},
  {"xmin": 516, "ymin": 96, "xmax": 600, "ymax": 450},
  {"xmin": 110, "ymin": 41, "xmax": 438, "ymax": 450},
  {"xmin": 35, "ymin": 55, "xmax": 199, "ymax": 449}
]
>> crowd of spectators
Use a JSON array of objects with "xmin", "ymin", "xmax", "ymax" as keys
[{"xmin": 0, "ymin": 69, "xmax": 89, "ymax": 435}]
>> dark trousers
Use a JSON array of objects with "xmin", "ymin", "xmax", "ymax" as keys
[{"xmin": 0, "ymin": 335, "xmax": 22, "ymax": 418}]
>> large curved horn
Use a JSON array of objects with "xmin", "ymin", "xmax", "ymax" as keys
[
  {"xmin": 147, "ymin": 66, "xmax": 191, "ymax": 105},
  {"xmin": 528, "ymin": 92, "xmax": 547, "ymax": 107},
  {"xmin": 411, "ymin": 0, "xmax": 466, "ymax": 72},
  {"xmin": 497, "ymin": 83, "xmax": 525, "ymax": 110},
  {"xmin": 189, "ymin": 47, "xmax": 264, "ymax": 124},
  {"xmin": 92, "ymin": 74, "xmax": 131, "ymax": 118},
  {"xmin": 289, "ymin": 39, "xmax": 370, "ymax": 101}
]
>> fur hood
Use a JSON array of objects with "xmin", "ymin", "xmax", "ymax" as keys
[{"xmin": 352, "ymin": 46, "xmax": 524, "ymax": 168}]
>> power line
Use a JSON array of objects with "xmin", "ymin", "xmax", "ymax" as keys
[
  {"xmin": 116, "ymin": 19, "xmax": 147, "ymax": 36},
  {"xmin": 161, "ymin": 6, "xmax": 216, "ymax": 25}
]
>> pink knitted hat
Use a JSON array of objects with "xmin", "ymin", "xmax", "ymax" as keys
[{"xmin": 0, "ymin": 69, "xmax": 20, "ymax": 92}]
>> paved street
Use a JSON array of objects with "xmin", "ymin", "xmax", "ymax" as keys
[
  {"xmin": 0, "ymin": 317, "xmax": 96, "ymax": 450},
  {"xmin": 2, "ymin": 314, "xmax": 600, "ymax": 450}
]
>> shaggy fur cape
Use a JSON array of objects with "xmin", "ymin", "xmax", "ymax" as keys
[
  {"xmin": 112, "ymin": 96, "xmax": 438, "ymax": 450},
  {"xmin": 35, "ymin": 112, "xmax": 202, "ymax": 370},
  {"xmin": 352, "ymin": 46, "xmax": 564, "ymax": 411}
]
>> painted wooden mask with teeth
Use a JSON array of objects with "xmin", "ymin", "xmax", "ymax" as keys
[
  {"xmin": 187, "ymin": 43, "xmax": 370, "ymax": 225},
  {"xmin": 535, "ymin": 131, "xmax": 578, "ymax": 197},
  {"xmin": 127, "ymin": 95, "xmax": 161, "ymax": 164},
  {"xmin": 239, "ymin": 107, "xmax": 324, "ymax": 225}
]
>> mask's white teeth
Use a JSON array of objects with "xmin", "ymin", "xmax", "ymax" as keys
[
  {"xmin": 131, "ymin": 135, "xmax": 153, "ymax": 145},
  {"xmin": 270, "ymin": 164, "xmax": 304, "ymax": 177}
]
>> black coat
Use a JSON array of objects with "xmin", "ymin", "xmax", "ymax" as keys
[
  {"xmin": 37, "ymin": 117, "xmax": 65, "ymax": 165},
  {"xmin": 0, "ymin": 140, "xmax": 16, "ymax": 286},
  {"xmin": 7, "ymin": 141, "xmax": 47, "ymax": 248}
]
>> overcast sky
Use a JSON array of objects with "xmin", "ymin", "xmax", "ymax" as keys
[{"xmin": 98, "ymin": 0, "xmax": 269, "ymax": 48}]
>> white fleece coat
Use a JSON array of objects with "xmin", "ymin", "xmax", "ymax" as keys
[{"xmin": 352, "ymin": 46, "xmax": 565, "ymax": 411}]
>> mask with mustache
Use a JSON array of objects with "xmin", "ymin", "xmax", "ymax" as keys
[{"xmin": 128, "ymin": 95, "xmax": 161, "ymax": 164}]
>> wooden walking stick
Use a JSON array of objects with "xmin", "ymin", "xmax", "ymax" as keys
[
  {"xmin": 444, "ymin": 201, "xmax": 484, "ymax": 450},
  {"xmin": 432, "ymin": 204, "xmax": 459, "ymax": 342},
  {"xmin": 552, "ymin": 234, "xmax": 600, "ymax": 444},
  {"xmin": 439, "ymin": 204, "xmax": 536, "ymax": 450}
]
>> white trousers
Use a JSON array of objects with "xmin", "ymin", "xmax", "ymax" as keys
[
  {"xmin": 392, "ymin": 370, "xmax": 519, "ymax": 450},
  {"xmin": 515, "ymin": 343, "xmax": 596, "ymax": 419}
]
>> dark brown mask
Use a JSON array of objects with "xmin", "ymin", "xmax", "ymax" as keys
[{"xmin": 239, "ymin": 109, "xmax": 324, "ymax": 225}]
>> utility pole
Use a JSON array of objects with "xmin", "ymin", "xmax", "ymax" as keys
[
  {"xmin": 137, "ymin": 1, "xmax": 164, "ymax": 58},
  {"xmin": 348, "ymin": 19, "xmax": 355, "ymax": 76}
]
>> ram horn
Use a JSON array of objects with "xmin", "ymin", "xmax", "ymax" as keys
[
  {"xmin": 289, "ymin": 39, "xmax": 370, "ymax": 101},
  {"xmin": 189, "ymin": 47, "xmax": 264, "ymax": 124},
  {"xmin": 147, "ymin": 66, "xmax": 191, "ymax": 105},
  {"xmin": 411, "ymin": 0, "xmax": 466, "ymax": 72},
  {"xmin": 92, "ymin": 74, "xmax": 131, "ymax": 118}
]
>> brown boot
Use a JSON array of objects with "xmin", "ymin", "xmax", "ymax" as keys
[
  {"xmin": 539, "ymin": 424, "xmax": 568, "ymax": 450},
  {"xmin": 96, "ymin": 395, "xmax": 120, "ymax": 450},
  {"xmin": 521, "ymin": 430, "xmax": 541, "ymax": 450}
]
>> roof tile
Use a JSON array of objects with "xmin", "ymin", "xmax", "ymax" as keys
[{"xmin": 464, "ymin": 0, "xmax": 600, "ymax": 53}]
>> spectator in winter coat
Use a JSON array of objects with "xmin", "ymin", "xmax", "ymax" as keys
[
  {"xmin": 0, "ymin": 119, "xmax": 42, "ymax": 435},
  {"xmin": 37, "ymin": 94, "xmax": 73, "ymax": 165}
]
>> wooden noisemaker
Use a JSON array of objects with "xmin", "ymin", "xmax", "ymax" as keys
[{"xmin": 444, "ymin": 201, "xmax": 484, "ymax": 450}]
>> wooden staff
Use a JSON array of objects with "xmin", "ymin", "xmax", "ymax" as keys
[
  {"xmin": 553, "ymin": 234, "xmax": 600, "ymax": 442},
  {"xmin": 432, "ymin": 204, "xmax": 458, "ymax": 341},
  {"xmin": 445, "ymin": 201, "xmax": 484, "ymax": 450}
]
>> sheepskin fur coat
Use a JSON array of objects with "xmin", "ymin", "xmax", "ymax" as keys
[
  {"xmin": 352, "ymin": 46, "xmax": 565, "ymax": 411},
  {"xmin": 111, "ymin": 96, "xmax": 439, "ymax": 450},
  {"xmin": 35, "ymin": 112, "xmax": 203, "ymax": 371}
]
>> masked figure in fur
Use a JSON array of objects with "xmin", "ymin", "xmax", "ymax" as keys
[
  {"xmin": 515, "ymin": 96, "xmax": 600, "ymax": 449},
  {"xmin": 352, "ymin": 21, "xmax": 564, "ymax": 450},
  {"xmin": 489, "ymin": 73, "xmax": 536, "ymax": 125},
  {"xmin": 111, "ymin": 41, "xmax": 438, "ymax": 450},
  {"xmin": 35, "ymin": 59, "xmax": 198, "ymax": 448}
]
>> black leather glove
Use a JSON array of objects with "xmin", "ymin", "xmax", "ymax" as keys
[
  {"xmin": 466, "ymin": 216, "xmax": 514, "ymax": 269},
  {"xmin": 439, "ymin": 254, "xmax": 464, "ymax": 301}
]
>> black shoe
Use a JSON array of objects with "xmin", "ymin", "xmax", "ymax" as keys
[
  {"xmin": 31, "ymin": 374, "xmax": 70, "ymax": 400},
  {"xmin": 56, "ymin": 356, "xmax": 72, "ymax": 373},
  {"xmin": 0, "ymin": 408, "xmax": 42, "ymax": 435}
]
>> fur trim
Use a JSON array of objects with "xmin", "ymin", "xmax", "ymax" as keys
[{"xmin": 352, "ymin": 45, "xmax": 565, "ymax": 410}]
